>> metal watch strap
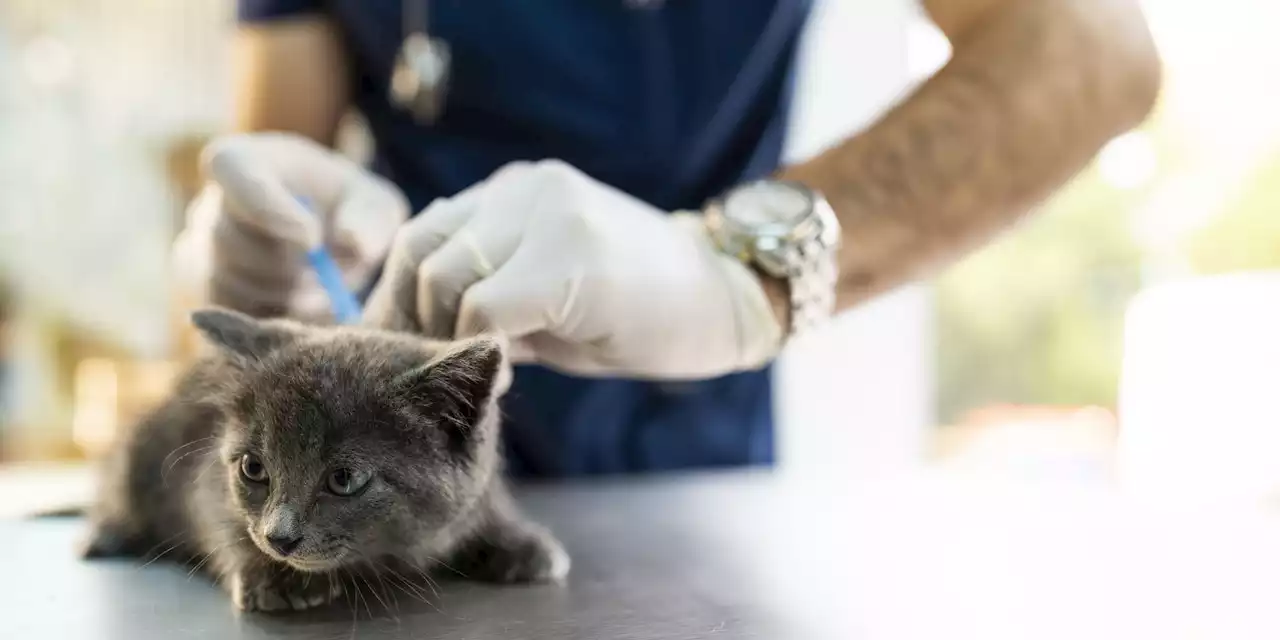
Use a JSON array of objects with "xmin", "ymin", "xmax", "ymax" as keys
[{"xmin": 782, "ymin": 235, "xmax": 838, "ymax": 336}]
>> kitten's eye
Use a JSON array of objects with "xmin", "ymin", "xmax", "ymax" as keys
[
  {"xmin": 326, "ymin": 468, "xmax": 371, "ymax": 496},
  {"xmin": 239, "ymin": 454, "xmax": 268, "ymax": 484}
]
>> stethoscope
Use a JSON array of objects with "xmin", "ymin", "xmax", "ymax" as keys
[
  {"xmin": 389, "ymin": 0, "xmax": 664, "ymax": 124},
  {"xmin": 388, "ymin": 0, "xmax": 450, "ymax": 124}
]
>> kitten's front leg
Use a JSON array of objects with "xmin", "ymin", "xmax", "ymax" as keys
[
  {"xmin": 447, "ymin": 516, "xmax": 571, "ymax": 584},
  {"xmin": 227, "ymin": 554, "xmax": 343, "ymax": 613}
]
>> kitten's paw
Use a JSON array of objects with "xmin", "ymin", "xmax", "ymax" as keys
[
  {"xmin": 455, "ymin": 528, "xmax": 571, "ymax": 584},
  {"xmin": 80, "ymin": 522, "xmax": 143, "ymax": 559},
  {"xmin": 230, "ymin": 571, "xmax": 343, "ymax": 613}
]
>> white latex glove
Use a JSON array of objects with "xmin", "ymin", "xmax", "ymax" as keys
[
  {"xmin": 172, "ymin": 132, "xmax": 408, "ymax": 322},
  {"xmin": 362, "ymin": 160, "xmax": 784, "ymax": 380}
]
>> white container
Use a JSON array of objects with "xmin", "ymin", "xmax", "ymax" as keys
[{"xmin": 1117, "ymin": 271, "xmax": 1280, "ymax": 505}]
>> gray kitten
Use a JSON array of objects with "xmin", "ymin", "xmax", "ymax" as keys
[{"xmin": 83, "ymin": 308, "xmax": 569, "ymax": 613}]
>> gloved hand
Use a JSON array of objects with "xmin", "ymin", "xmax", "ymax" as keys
[
  {"xmin": 172, "ymin": 132, "xmax": 409, "ymax": 322},
  {"xmin": 362, "ymin": 160, "xmax": 784, "ymax": 380}
]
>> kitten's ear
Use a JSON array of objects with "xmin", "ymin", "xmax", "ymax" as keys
[
  {"xmin": 394, "ymin": 335, "xmax": 509, "ymax": 447},
  {"xmin": 190, "ymin": 308, "xmax": 301, "ymax": 361}
]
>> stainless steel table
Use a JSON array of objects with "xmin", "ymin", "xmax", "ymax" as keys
[
  {"xmin": 4, "ymin": 471, "xmax": 868, "ymax": 639},
  {"xmin": 7, "ymin": 469, "xmax": 1280, "ymax": 639}
]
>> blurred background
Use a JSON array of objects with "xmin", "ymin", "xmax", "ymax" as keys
[{"xmin": 0, "ymin": 1, "xmax": 1269, "ymax": 500}]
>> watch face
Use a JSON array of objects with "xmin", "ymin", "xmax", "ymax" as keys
[{"xmin": 724, "ymin": 181, "xmax": 812, "ymax": 233}]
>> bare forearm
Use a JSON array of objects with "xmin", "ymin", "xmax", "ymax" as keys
[
  {"xmin": 233, "ymin": 17, "xmax": 350, "ymax": 146},
  {"xmin": 779, "ymin": 0, "xmax": 1160, "ymax": 311}
]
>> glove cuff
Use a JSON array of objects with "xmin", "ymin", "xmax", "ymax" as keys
[{"xmin": 671, "ymin": 212, "xmax": 785, "ymax": 370}]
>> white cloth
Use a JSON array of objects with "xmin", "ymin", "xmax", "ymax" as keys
[
  {"xmin": 362, "ymin": 160, "xmax": 784, "ymax": 380},
  {"xmin": 1117, "ymin": 271, "xmax": 1280, "ymax": 505}
]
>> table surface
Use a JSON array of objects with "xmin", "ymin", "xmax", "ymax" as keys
[{"xmin": 8, "ymin": 468, "xmax": 1280, "ymax": 640}]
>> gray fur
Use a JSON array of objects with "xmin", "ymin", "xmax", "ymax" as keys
[{"xmin": 84, "ymin": 308, "xmax": 568, "ymax": 613}]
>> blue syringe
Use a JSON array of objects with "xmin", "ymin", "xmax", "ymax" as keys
[{"xmin": 296, "ymin": 197, "xmax": 362, "ymax": 324}]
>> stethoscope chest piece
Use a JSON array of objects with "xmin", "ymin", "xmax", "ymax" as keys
[
  {"xmin": 390, "ymin": 0, "xmax": 661, "ymax": 124},
  {"xmin": 390, "ymin": 31, "xmax": 451, "ymax": 124}
]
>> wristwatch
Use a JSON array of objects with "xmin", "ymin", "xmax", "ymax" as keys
[{"xmin": 703, "ymin": 179, "xmax": 841, "ymax": 336}]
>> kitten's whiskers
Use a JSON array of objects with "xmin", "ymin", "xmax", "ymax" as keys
[
  {"xmin": 356, "ymin": 571, "xmax": 398, "ymax": 624},
  {"xmin": 372, "ymin": 560, "xmax": 443, "ymax": 614},
  {"xmin": 161, "ymin": 445, "xmax": 218, "ymax": 487},
  {"xmin": 428, "ymin": 555, "xmax": 469, "ymax": 579},
  {"xmin": 375, "ymin": 570, "xmax": 401, "ymax": 614},
  {"xmin": 336, "ymin": 572, "xmax": 358, "ymax": 640},
  {"xmin": 371, "ymin": 561, "xmax": 423, "ymax": 601},
  {"xmin": 186, "ymin": 455, "xmax": 219, "ymax": 490},
  {"xmin": 137, "ymin": 539, "xmax": 188, "ymax": 569},
  {"xmin": 408, "ymin": 561, "xmax": 442, "ymax": 599},
  {"xmin": 186, "ymin": 536, "xmax": 245, "ymax": 580},
  {"xmin": 344, "ymin": 567, "xmax": 373, "ymax": 619},
  {"xmin": 130, "ymin": 529, "xmax": 188, "ymax": 570},
  {"xmin": 159, "ymin": 437, "xmax": 218, "ymax": 484}
]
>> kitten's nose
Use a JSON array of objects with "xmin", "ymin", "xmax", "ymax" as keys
[
  {"xmin": 262, "ymin": 505, "xmax": 303, "ymax": 556},
  {"xmin": 266, "ymin": 532, "xmax": 303, "ymax": 556}
]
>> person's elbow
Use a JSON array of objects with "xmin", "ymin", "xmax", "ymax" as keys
[{"xmin": 1078, "ymin": 0, "xmax": 1163, "ymax": 132}]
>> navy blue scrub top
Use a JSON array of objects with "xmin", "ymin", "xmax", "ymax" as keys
[{"xmin": 239, "ymin": 0, "xmax": 813, "ymax": 478}]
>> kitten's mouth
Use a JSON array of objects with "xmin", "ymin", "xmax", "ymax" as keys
[
  {"xmin": 251, "ymin": 534, "xmax": 349, "ymax": 571},
  {"xmin": 285, "ymin": 556, "xmax": 346, "ymax": 572}
]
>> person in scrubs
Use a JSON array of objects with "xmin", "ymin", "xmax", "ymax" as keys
[{"xmin": 176, "ymin": 0, "xmax": 1161, "ymax": 477}]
